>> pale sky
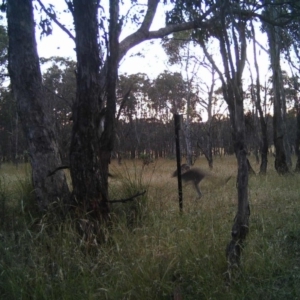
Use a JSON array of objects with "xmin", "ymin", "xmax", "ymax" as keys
[
  {"xmin": 35, "ymin": 1, "xmax": 272, "ymax": 82},
  {"xmin": 36, "ymin": 0, "xmax": 172, "ymax": 78},
  {"xmin": 34, "ymin": 1, "xmax": 274, "ymax": 121}
]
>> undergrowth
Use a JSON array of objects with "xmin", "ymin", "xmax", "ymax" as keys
[{"xmin": 0, "ymin": 156, "xmax": 300, "ymax": 299}]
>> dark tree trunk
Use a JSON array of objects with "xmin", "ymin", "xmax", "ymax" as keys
[
  {"xmin": 206, "ymin": 124, "xmax": 213, "ymax": 169},
  {"xmin": 258, "ymin": 111, "xmax": 269, "ymax": 175},
  {"xmin": 225, "ymin": 85, "xmax": 250, "ymax": 269},
  {"xmin": 197, "ymin": 127, "xmax": 213, "ymax": 170},
  {"xmin": 205, "ymin": 132, "xmax": 214, "ymax": 170},
  {"xmin": 69, "ymin": 0, "xmax": 116, "ymax": 220},
  {"xmin": 69, "ymin": 0, "xmax": 119, "ymax": 222},
  {"xmin": 7, "ymin": 0, "xmax": 70, "ymax": 211},
  {"xmin": 265, "ymin": 7, "xmax": 290, "ymax": 174},
  {"xmin": 294, "ymin": 99, "xmax": 300, "ymax": 172}
]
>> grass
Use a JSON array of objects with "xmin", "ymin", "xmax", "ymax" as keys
[{"xmin": 0, "ymin": 156, "xmax": 300, "ymax": 299}]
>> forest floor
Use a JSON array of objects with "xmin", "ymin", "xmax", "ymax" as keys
[{"xmin": 1, "ymin": 155, "xmax": 300, "ymax": 299}]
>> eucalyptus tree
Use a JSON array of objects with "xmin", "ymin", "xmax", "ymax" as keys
[
  {"xmin": 283, "ymin": 6, "xmax": 300, "ymax": 172},
  {"xmin": 148, "ymin": 71, "xmax": 188, "ymax": 120},
  {"xmin": 0, "ymin": 88, "xmax": 27, "ymax": 163},
  {"xmin": 7, "ymin": 0, "xmax": 222, "ymax": 222},
  {"xmin": 263, "ymin": 1, "xmax": 292, "ymax": 173},
  {"xmin": 0, "ymin": 24, "xmax": 19, "ymax": 164},
  {"xmin": 116, "ymin": 73, "xmax": 151, "ymax": 159},
  {"xmin": 0, "ymin": 25, "xmax": 8, "ymax": 84},
  {"xmin": 166, "ymin": 0, "xmax": 300, "ymax": 273},
  {"xmin": 201, "ymin": 4, "xmax": 250, "ymax": 272},
  {"xmin": 148, "ymin": 71, "xmax": 198, "ymax": 162},
  {"xmin": 248, "ymin": 22, "xmax": 269, "ymax": 174},
  {"xmin": 162, "ymin": 32, "xmax": 202, "ymax": 166},
  {"xmin": 166, "ymin": 0, "xmax": 253, "ymax": 272},
  {"xmin": 196, "ymin": 63, "xmax": 220, "ymax": 169},
  {"xmin": 290, "ymin": 77, "xmax": 300, "ymax": 172},
  {"xmin": 41, "ymin": 57, "xmax": 76, "ymax": 162},
  {"xmin": 7, "ymin": 0, "xmax": 71, "ymax": 210}
]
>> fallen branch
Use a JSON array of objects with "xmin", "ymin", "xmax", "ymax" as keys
[
  {"xmin": 108, "ymin": 191, "xmax": 146, "ymax": 203},
  {"xmin": 47, "ymin": 165, "xmax": 70, "ymax": 177}
]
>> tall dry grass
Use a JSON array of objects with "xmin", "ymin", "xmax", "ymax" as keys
[{"xmin": 0, "ymin": 156, "xmax": 300, "ymax": 299}]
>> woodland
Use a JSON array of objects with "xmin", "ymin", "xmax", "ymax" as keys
[{"xmin": 1, "ymin": 0, "xmax": 300, "ymax": 298}]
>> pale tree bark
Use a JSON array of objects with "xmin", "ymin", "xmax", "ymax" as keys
[
  {"xmin": 251, "ymin": 22, "xmax": 268, "ymax": 174},
  {"xmin": 7, "ymin": 0, "xmax": 70, "ymax": 211},
  {"xmin": 264, "ymin": 3, "xmax": 290, "ymax": 174}
]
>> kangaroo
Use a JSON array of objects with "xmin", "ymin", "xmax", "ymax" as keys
[{"xmin": 172, "ymin": 164, "xmax": 207, "ymax": 198}]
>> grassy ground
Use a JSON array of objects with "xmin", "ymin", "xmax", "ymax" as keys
[{"xmin": 0, "ymin": 156, "xmax": 300, "ymax": 299}]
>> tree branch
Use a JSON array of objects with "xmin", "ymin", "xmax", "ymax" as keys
[
  {"xmin": 119, "ymin": 2, "xmax": 218, "ymax": 62},
  {"xmin": 108, "ymin": 190, "xmax": 146, "ymax": 203},
  {"xmin": 36, "ymin": 0, "xmax": 75, "ymax": 42}
]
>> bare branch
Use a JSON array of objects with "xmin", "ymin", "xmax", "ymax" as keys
[
  {"xmin": 36, "ymin": 0, "xmax": 75, "ymax": 42},
  {"xmin": 108, "ymin": 191, "xmax": 146, "ymax": 203},
  {"xmin": 119, "ymin": 2, "xmax": 218, "ymax": 62}
]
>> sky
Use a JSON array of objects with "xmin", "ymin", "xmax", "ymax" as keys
[
  {"xmin": 36, "ymin": 0, "xmax": 173, "ymax": 78},
  {"xmin": 35, "ymin": 1, "xmax": 272, "ymax": 81},
  {"xmin": 31, "ymin": 0, "xmax": 280, "ymax": 122}
]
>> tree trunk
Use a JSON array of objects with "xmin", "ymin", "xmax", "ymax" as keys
[
  {"xmin": 294, "ymin": 98, "xmax": 300, "ymax": 172},
  {"xmin": 69, "ymin": 0, "xmax": 114, "ymax": 220},
  {"xmin": 215, "ymin": 15, "xmax": 250, "ymax": 275},
  {"xmin": 69, "ymin": 0, "xmax": 119, "ymax": 222},
  {"xmin": 251, "ymin": 22, "xmax": 268, "ymax": 174},
  {"xmin": 183, "ymin": 57, "xmax": 193, "ymax": 166},
  {"xmin": 183, "ymin": 116, "xmax": 193, "ymax": 166},
  {"xmin": 206, "ymin": 128, "xmax": 213, "ymax": 170},
  {"xmin": 265, "ymin": 8, "xmax": 290, "ymax": 174},
  {"xmin": 225, "ymin": 85, "xmax": 250, "ymax": 270},
  {"xmin": 7, "ymin": 0, "xmax": 70, "ymax": 211}
]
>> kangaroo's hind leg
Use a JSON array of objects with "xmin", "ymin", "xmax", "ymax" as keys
[{"xmin": 193, "ymin": 180, "xmax": 202, "ymax": 199}]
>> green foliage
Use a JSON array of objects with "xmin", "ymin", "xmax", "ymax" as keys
[{"xmin": 1, "ymin": 158, "xmax": 300, "ymax": 299}]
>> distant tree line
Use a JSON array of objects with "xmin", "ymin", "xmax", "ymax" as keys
[{"xmin": 0, "ymin": 58, "xmax": 299, "ymax": 168}]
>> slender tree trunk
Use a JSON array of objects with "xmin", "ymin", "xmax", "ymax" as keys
[
  {"xmin": 294, "ymin": 98, "xmax": 300, "ymax": 172},
  {"xmin": 265, "ymin": 7, "xmax": 290, "ymax": 174},
  {"xmin": 7, "ymin": 0, "xmax": 70, "ymax": 211},
  {"xmin": 217, "ymin": 15, "xmax": 250, "ymax": 274},
  {"xmin": 225, "ymin": 85, "xmax": 250, "ymax": 270},
  {"xmin": 200, "ymin": 20, "xmax": 250, "ymax": 269},
  {"xmin": 206, "ymin": 126, "xmax": 213, "ymax": 169},
  {"xmin": 251, "ymin": 22, "xmax": 268, "ymax": 174},
  {"xmin": 183, "ymin": 112, "xmax": 193, "ymax": 166},
  {"xmin": 183, "ymin": 52, "xmax": 193, "ymax": 166},
  {"xmin": 205, "ymin": 81, "xmax": 215, "ymax": 169}
]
